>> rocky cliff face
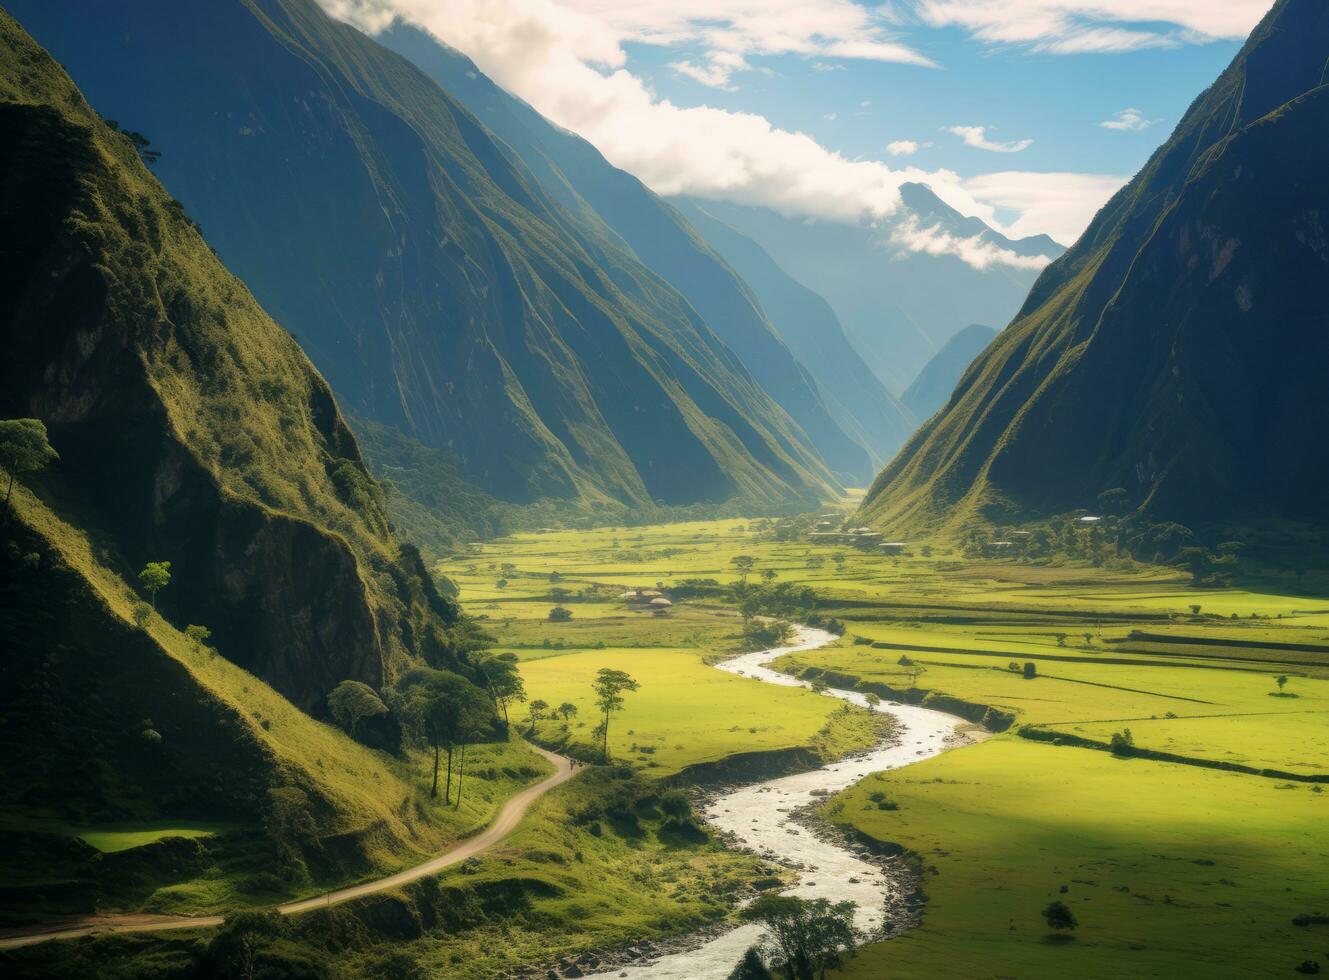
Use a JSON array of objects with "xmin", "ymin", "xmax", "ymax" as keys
[
  {"xmin": 0, "ymin": 32, "xmax": 458, "ymax": 710},
  {"xmin": 860, "ymin": 0, "xmax": 1329, "ymax": 535}
]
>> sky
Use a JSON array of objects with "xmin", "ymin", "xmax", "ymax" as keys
[{"xmin": 322, "ymin": 1, "xmax": 1272, "ymax": 253}]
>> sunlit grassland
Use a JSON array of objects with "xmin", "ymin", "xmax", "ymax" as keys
[
  {"xmin": 519, "ymin": 647, "xmax": 880, "ymax": 774},
  {"xmin": 447, "ymin": 518, "xmax": 1329, "ymax": 977},
  {"xmin": 828, "ymin": 739, "xmax": 1329, "ymax": 979}
]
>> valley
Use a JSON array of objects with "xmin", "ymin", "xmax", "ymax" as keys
[{"xmin": 3, "ymin": 1, "xmax": 1327, "ymax": 977}]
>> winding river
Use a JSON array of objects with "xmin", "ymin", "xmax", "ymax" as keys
[{"xmin": 590, "ymin": 625, "xmax": 970, "ymax": 979}]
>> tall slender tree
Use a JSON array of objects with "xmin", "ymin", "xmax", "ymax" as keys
[{"xmin": 592, "ymin": 668, "xmax": 639, "ymax": 761}]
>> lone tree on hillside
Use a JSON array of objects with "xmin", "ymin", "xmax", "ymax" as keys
[
  {"xmin": 731, "ymin": 555, "xmax": 757, "ymax": 582},
  {"xmin": 557, "ymin": 702, "xmax": 578, "ymax": 723},
  {"xmin": 328, "ymin": 680, "xmax": 388, "ymax": 738},
  {"xmin": 548, "ymin": 606, "xmax": 573, "ymax": 622},
  {"xmin": 138, "ymin": 561, "xmax": 172, "ymax": 610},
  {"xmin": 205, "ymin": 910, "xmax": 284, "ymax": 980},
  {"xmin": 1042, "ymin": 900, "xmax": 1078, "ymax": 933},
  {"xmin": 184, "ymin": 624, "xmax": 212, "ymax": 656},
  {"xmin": 1275, "ymin": 674, "xmax": 1290, "ymax": 695},
  {"xmin": 761, "ymin": 569, "xmax": 779, "ymax": 584},
  {"xmin": 0, "ymin": 418, "xmax": 58, "ymax": 521},
  {"xmin": 592, "ymin": 667, "xmax": 639, "ymax": 761},
  {"xmin": 741, "ymin": 894, "xmax": 860, "ymax": 980},
  {"xmin": 1023, "ymin": 662, "xmax": 1037, "ymax": 680}
]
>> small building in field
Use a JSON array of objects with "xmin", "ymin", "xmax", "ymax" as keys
[{"xmin": 880, "ymin": 541, "xmax": 907, "ymax": 555}]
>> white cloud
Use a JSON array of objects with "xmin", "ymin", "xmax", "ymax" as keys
[
  {"xmin": 318, "ymin": 0, "xmax": 1120, "ymax": 265},
  {"xmin": 913, "ymin": 1, "xmax": 1267, "ymax": 54},
  {"xmin": 945, "ymin": 125, "xmax": 1033, "ymax": 153},
  {"xmin": 890, "ymin": 214, "xmax": 1054, "ymax": 270},
  {"xmin": 671, "ymin": 50, "xmax": 750, "ymax": 89},
  {"xmin": 823, "ymin": 112, "xmax": 839, "ymax": 121},
  {"xmin": 960, "ymin": 171, "xmax": 1129, "ymax": 245},
  {"xmin": 1100, "ymin": 107, "xmax": 1160, "ymax": 130},
  {"xmin": 887, "ymin": 139, "xmax": 920, "ymax": 156}
]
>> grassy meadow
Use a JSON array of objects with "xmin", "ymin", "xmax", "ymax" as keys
[{"xmin": 432, "ymin": 517, "xmax": 1329, "ymax": 977}]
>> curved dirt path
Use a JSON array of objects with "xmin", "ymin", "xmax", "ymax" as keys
[{"xmin": 0, "ymin": 745, "xmax": 572, "ymax": 950}]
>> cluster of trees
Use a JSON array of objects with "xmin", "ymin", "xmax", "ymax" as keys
[{"xmin": 730, "ymin": 895, "xmax": 860, "ymax": 980}]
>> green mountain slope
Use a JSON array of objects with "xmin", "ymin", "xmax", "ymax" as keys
[
  {"xmin": 674, "ymin": 188, "xmax": 1062, "ymax": 394},
  {"xmin": 672, "ymin": 198, "xmax": 917, "ymax": 472},
  {"xmin": 371, "ymin": 22, "xmax": 874, "ymax": 485},
  {"xmin": 860, "ymin": 0, "xmax": 1329, "ymax": 534},
  {"xmin": 0, "ymin": 9, "xmax": 536, "ymax": 892},
  {"xmin": 10, "ymin": 0, "xmax": 843, "ymax": 507},
  {"xmin": 900, "ymin": 324, "xmax": 997, "ymax": 422}
]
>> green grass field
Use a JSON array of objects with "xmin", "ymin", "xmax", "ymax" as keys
[
  {"xmin": 828, "ymin": 739, "xmax": 1328, "ymax": 978},
  {"xmin": 519, "ymin": 646, "xmax": 878, "ymax": 774},
  {"xmin": 438, "ymin": 519, "xmax": 1329, "ymax": 977}
]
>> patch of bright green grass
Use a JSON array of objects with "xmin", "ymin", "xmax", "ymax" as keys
[
  {"xmin": 74, "ymin": 822, "xmax": 238, "ymax": 854},
  {"xmin": 520, "ymin": 647, "xmax": 877, "ymax": 774},
  {"xmin": 828, "ymin": 738, "xmax": 1329, "ymax": 979}
]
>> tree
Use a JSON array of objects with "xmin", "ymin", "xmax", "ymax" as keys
[
  {"xmin": 1275, "ymin": 674, "xmax": 1289, "ymax": 695},
  {"xmin": 527, "ymin": 698, "xmax": 549, "ymax": 729},
  {"xmin": 495, "ymin": 578, "xmax": 508, "ymax": 590},
  {"xmin": 1110, "ymin": 728, "xmax": 1134, "ymax": 755},
  {"xmin": 548, "ymin": 606, "xmax": 573, "ymax": 622},
  {"xmin": 557, "ymin": 702, "xmax": 578, "ymax": 722},
  {"xmin": 1022, "ymin": 662, "xmax": 1037, "ymax": 680},
  {"xmin": 1042, "ymin": 900, "xmax": 1078, "ymax": 932},
  {"xmin": 138, "ymin": 561, "xmax": 171, "ymax": 610},
  {"xmin": 730, "ymin": 947, "xmax": 775, "ymax": 980},
  {"xmin": 132, "ymin": 602, "xmax": 152, "ymax": 629},
  {"xmin": 1097, "ymin": 487, "xmax": 1129, "ymax": 515},
  {"xmin": 475, "ymin": 653, "xmax": 526, "ymax": 723},
  {"xmin": 863, "ymin": 693, "xmax": 880, "ymax": 709},
  {"xmin": 592, "ymin": 667, "xmax": 640, "ymax": 761},
  {"xmin": 206, "ymin": 910, "xmax": 284, "ymax": 980},
  {"xmin": 731, "ymin": 555, "xmax": 757, "ymax": 582},
  {"xmin": 1175, "ymin": 547, "xmax": 1215, "ymax": 586},
  {"xmin": 400, "ymin": 670, "xmax": 492, "ymax": 803},
  {"xmin": 741, "ymin": 894, "xmax": 859, "ymax": 980},
  {"xmin": 1189, "ymin": 604, "xmax": 1202, "ymax": 616},
  {"xmin": 0, "ymin": 419, "xmax": 58, "ymax": 520},
  {"xmin": 761, "ymin": 569, "xmax": 778, "ymax": 584},
  {"xmin": 328, "ymin": 680, "xmax": 388, "ymax": 738},
  {"xmin": 184, "ymin": 624, "xmax": 211, "ymax": 655},
  {"xmin": 548, "ymin": 571, "xmax": 564, "ymax": 584}
]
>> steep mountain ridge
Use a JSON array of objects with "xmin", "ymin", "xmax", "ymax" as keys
[
  {"xmin": 371, "ymin": 21, "xmax": 875, "ymax": 484},
  {"xmin": 859, "ymin": 0, "xmax": 1329, "ymax": 534},
  {"xmin": 900, "ymin": 324, "xmax": 998, "ymax": 422},
  {"xmin": 0, "ymin": 9, "xmax": 501, "ymax": 865},
  {"xmin": 0, "ymin": 11, "xmax": 465, "ymax": 712},
  {"xmin": 10, "ymin": 0, "xmax": 845, "ymax": 505},
  {"xmin": 673, "ymin": 188, "xmax": 1063, "ymax": 393},
  {"xmin": 671, "ymin": 198, "xmax": 918, "ymax": 471}
]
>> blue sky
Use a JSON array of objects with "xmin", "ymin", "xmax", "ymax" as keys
[
  {"xmin": 625, "ymin": 30, "xmax": 1239, "ymax": 180},
  {"xmin": 333, "ymin": 1, "xmax": 1270, "ymax": 252}
]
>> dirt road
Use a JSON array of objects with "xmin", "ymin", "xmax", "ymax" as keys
[{"xmin": 0, "ymin": 744, "xmax": 573, "ymax": 950}]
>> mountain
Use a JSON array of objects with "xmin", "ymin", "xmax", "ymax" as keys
[
  {"xmin": 900, "ymin": 324, "xmax": 998, "ymax": 422},
  {"xmin": 0, "ymin": 8, "xmax": 490, "ymax": 863},
  {"xmin": 9, "ymin": 0, "xmax": 845, "ymax": 508},
  {"xmin": 370, "ymin": 22, "xmax": 874, "ymax": 485},
  {"xmin": 859, "ymin": 0, "xmax": 1329, "ymax": 534},
  {"xmin": 670, "ymin": 199, "xmax": 917, "ymax": 473},
  {"xmin": 678, "ymin": 188, "xmax": 1063, "ymax": 393}
]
